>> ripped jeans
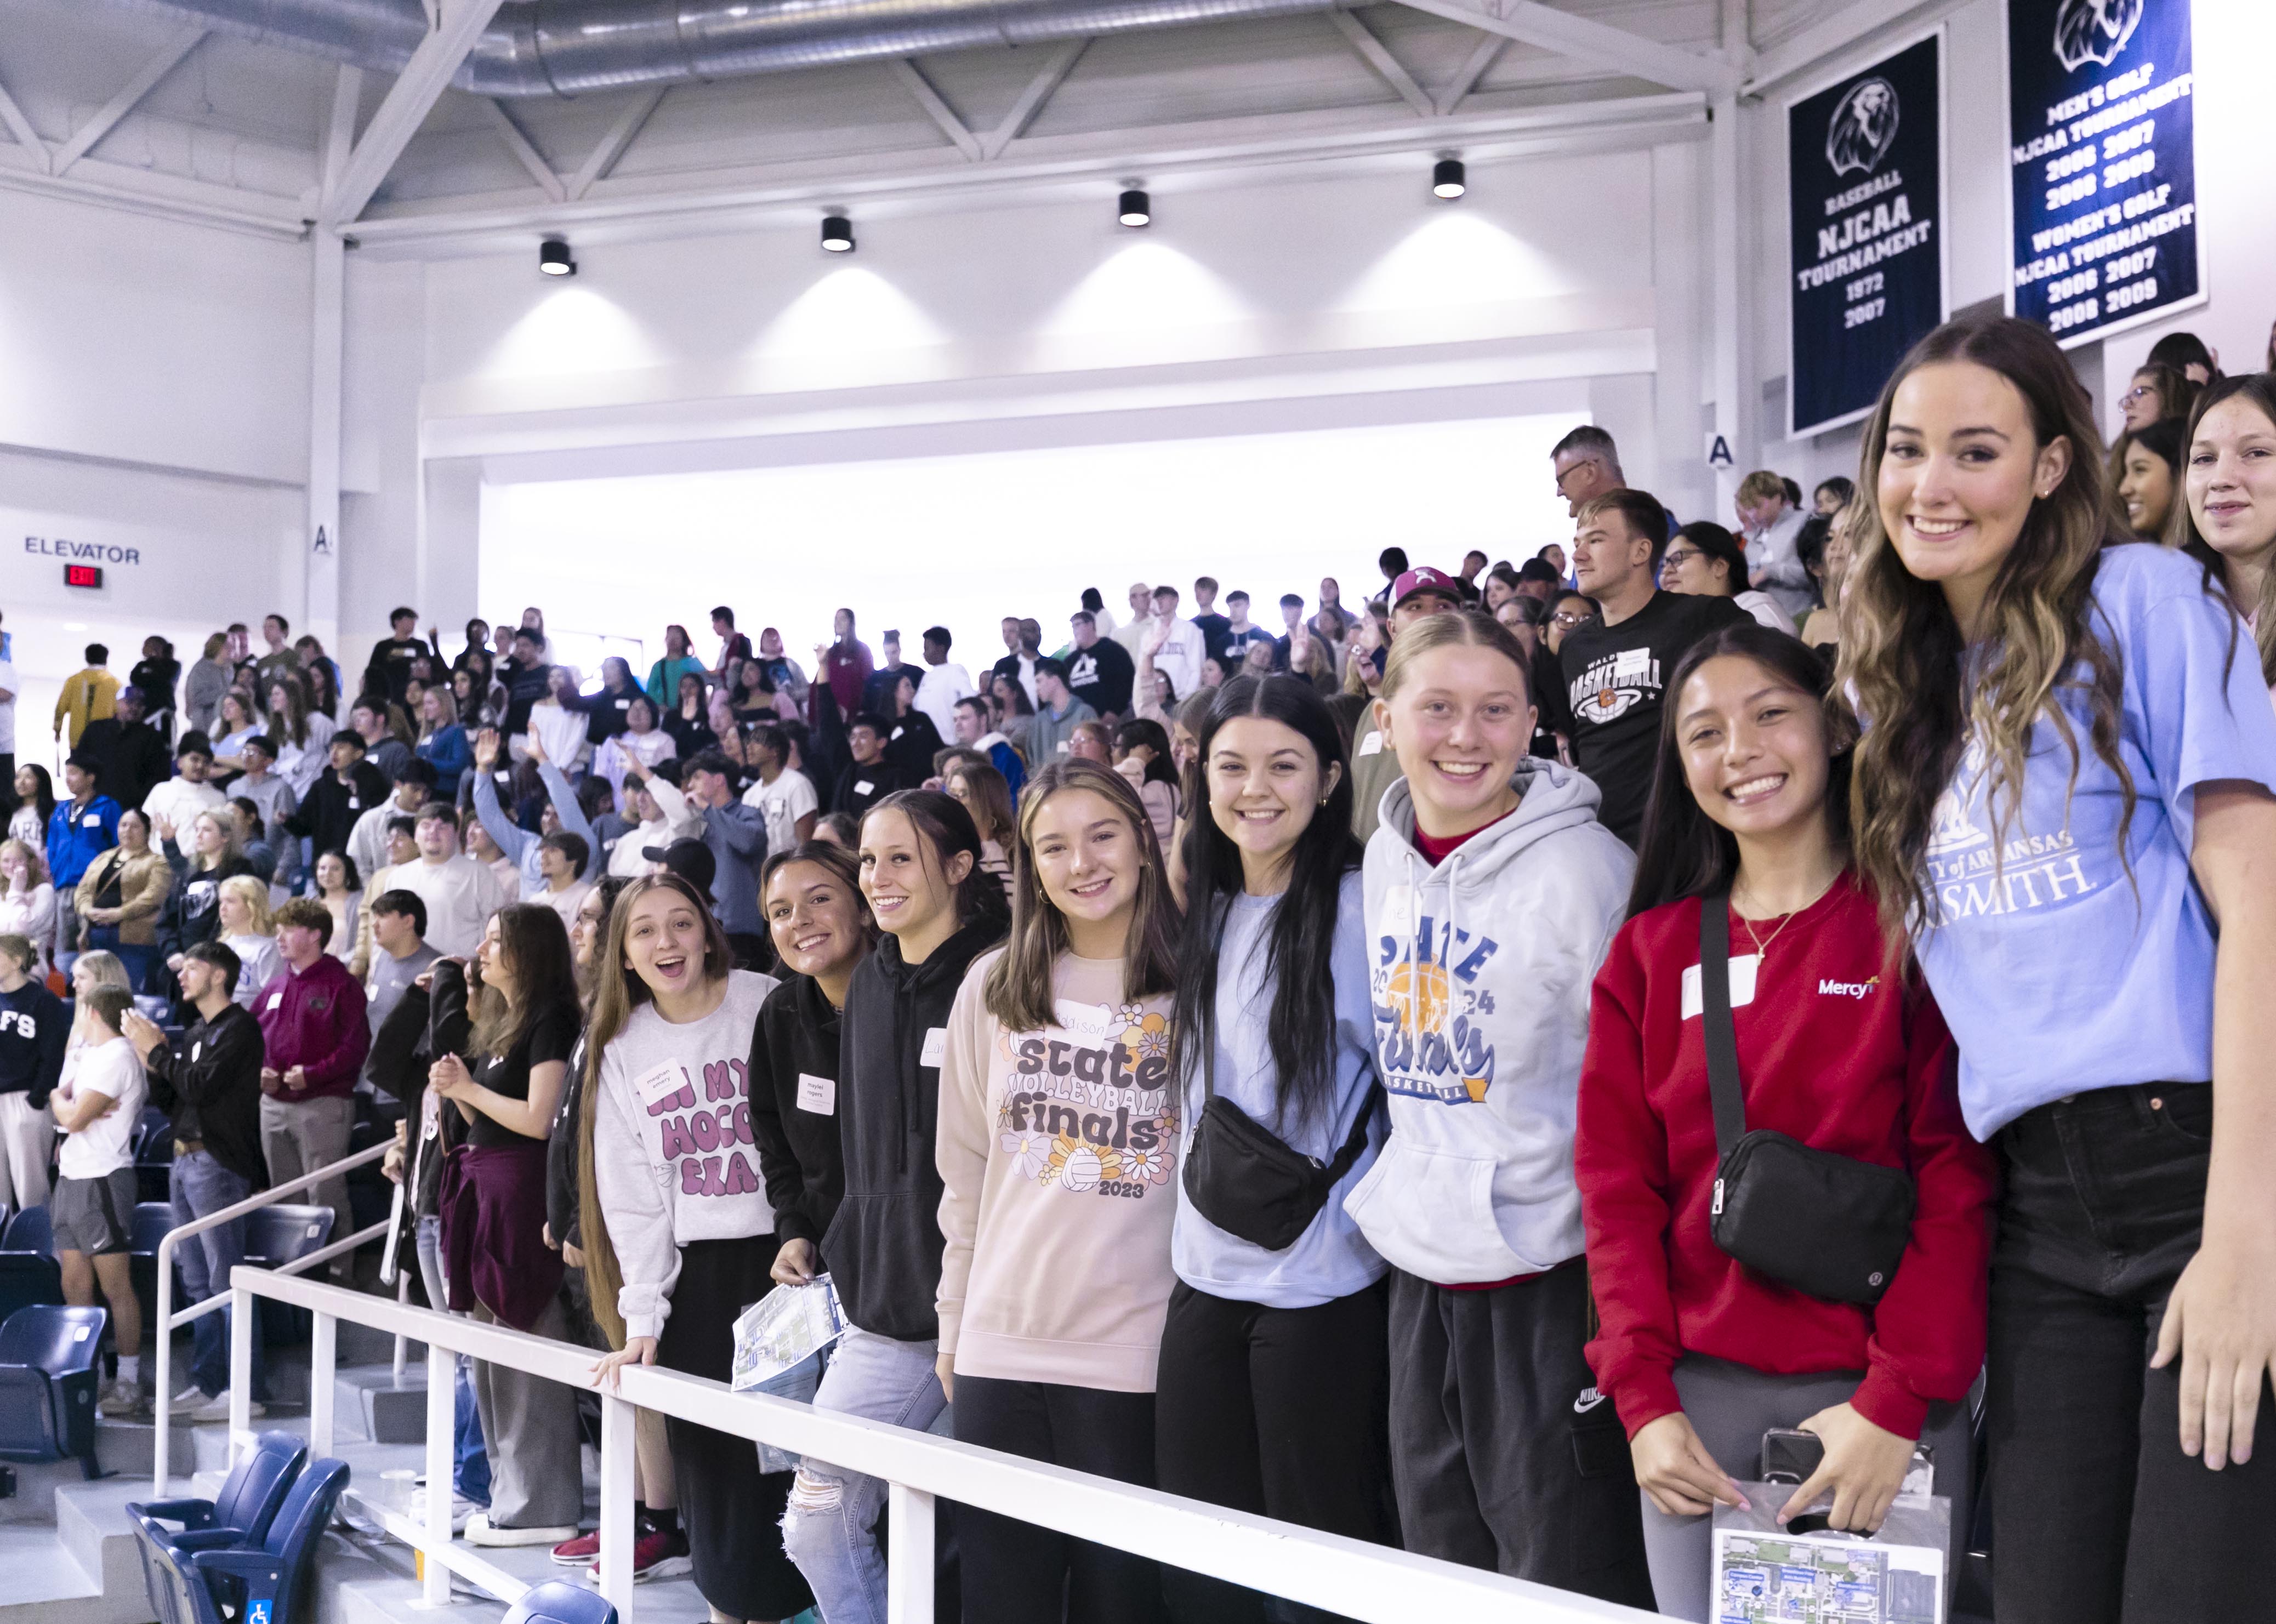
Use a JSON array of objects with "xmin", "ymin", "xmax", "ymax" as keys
[{"xmin": 781, "ymin": 1326, "xmax": 949, "ymax": 1624}]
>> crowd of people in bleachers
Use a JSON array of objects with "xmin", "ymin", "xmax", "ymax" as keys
[{"xmin": 0, "ymin": 312, "xmax": 2270, "ymax": 1623}]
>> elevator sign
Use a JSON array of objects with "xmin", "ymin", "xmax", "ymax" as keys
[{"xmin": 2008, "ymin": 0, "xmax": 2202, "ymax": 345}]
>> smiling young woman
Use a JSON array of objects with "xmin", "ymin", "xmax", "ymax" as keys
[
  {"xmin": 777, "ymin": 793, "xmax": 1003, "ymax": 1623},
  {"xmin": 2173, "ymin": 373, "xmax": 2276, "ymax": 704},
  {"xmin": 579, "ymin": 873, "xmax": 814, "ymax": 1624},
  {"xmin": 939, "ymin": 760, "xmax": 1181, "ymax": 1624},
  {"xmin": 1577, "ymin": 624, "xmax": 1994, "ymax": 1620},
  {"xmin": 1840, "ymin": 314, "xmax": 2276, "ymax": 1622},
  {"xmin": 1348, "ymin": 609, "xmax": 1654, "ymax": 1605}
]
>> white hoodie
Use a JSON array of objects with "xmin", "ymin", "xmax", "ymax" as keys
[{"xmin": 1342, "ymin": 759, "xmax": 1634, "ymax": 1285}]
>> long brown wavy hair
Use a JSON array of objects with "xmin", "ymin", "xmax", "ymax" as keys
[
  {"xmin": 2171, "ymin": 372, "xmax": 2276, "ymax": 686},
  {"xmin": 982, "ymin": 759, "xmax": 1179, "ymax": 1034},
  {"xmin": 574, "ymin": 871, "xmax": 735, "ymax": 1348},
  {"xmin": 1837, "ymin": 314, "xmax": 2133, "ymax": 934}
]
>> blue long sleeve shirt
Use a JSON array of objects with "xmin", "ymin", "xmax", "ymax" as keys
[
  {"xmin": 700, "ymin": 799, "xmax": 768, "ymax": 937},
  {"xmin": 46, "ymin": 795, "xmax": 122, "ymax": 889},
  {"xmin": 471, "ymin": 759, "xmax": 599, "ymax": 891}
]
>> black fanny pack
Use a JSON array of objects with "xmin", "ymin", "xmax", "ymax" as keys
[
  {"xmin": 1699, "ymin": 893, "xmax": 1915, "ymax": 1307},
  {"xmin": 1183, "ymin": 1086, "xmax": 1379, "ymax": 1252}
]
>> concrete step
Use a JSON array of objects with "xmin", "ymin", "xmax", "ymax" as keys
[
  {"xmin": 335, "ymin": 1366, "xmax": 429, "ymax": 1446},
  {"xmin": 0, "ymin": 1480, "xmax": 161, "ymax": 1624}
]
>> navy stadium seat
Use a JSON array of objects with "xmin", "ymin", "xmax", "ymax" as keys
[
  {"xmin": 128, "ymin": 1431, "xmax": 307, "ymax": 1624},
  {"xmin": 0, "ymin": 1304, "xmax": 107, "ymax": 1478},
  {"xmin": 504, "ymin": 1581, "xmax": 621, "ymax": 1624}
]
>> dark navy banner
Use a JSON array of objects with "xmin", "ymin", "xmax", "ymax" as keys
[
  {"xmin": 2008, "ymin": 0, "xmax": 2200, "ymax": 344},
  {"xmin": 1788, "ymin": 34, "xmax": 1944, "ymax": 437}
]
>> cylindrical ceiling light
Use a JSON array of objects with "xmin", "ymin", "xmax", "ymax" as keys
[
  {"xmin": 1118, "ymin": 188, "xmax": 1152, "ymax": 228},
  {"xmin": 1432, "ymin": 157, "xmax": 1466, "ymax": 200},
  {"xmin": 821, "ymin": 214, "xmax": 855, "ymax": 253},
  {"xmin": 538, "ymin": 236, "xmax": 576, "ymax": 276}
]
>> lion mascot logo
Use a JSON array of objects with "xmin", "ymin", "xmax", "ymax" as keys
[
  {"xmin": 1826, "ymin": 77, "xmax": 1900, "ymax": 179},
  {"xmin": 2055, "ymin": 0, "xmax": 2145, "ymax": 73}
]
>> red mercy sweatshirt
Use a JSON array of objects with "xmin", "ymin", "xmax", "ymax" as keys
[
  {"xmin": 1576, "ymin": 873, "xmax": 1995, "ymax": 1442},
  {"xmin": 252, "ymin": 953, "xmax": 372, "ymax": 1102}
]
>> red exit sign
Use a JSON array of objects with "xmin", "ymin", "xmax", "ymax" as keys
[{"xmin": 64, "ymin": 564, "xmax": 104, "ymax": 589}]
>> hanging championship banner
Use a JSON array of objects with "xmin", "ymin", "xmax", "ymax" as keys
[
  {"xmin": 1787, "ymin": 33, "xmax": 1945, "ymax": 438},
  {"xmin": 2008, "ymin": 0, "xmax": 2201, "ymax": 345}
]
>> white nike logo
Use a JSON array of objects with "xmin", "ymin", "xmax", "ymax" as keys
[{"xmin": 1573, "ymin": 1387, "xmax": 1607, "ymax": 1415}]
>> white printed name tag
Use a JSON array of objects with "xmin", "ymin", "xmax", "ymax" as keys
[
  {"xmin": 919, "ymin": 1027, "xmax": 948, "ymax": 1068},
  {"xmin": 1681, "ymin": 954, "xmax": 1760, "ymax": 1021},
  {"xmin": 1376, "ymin": 885, "xmax": 1415, "ymax": 939},
  {"xmin": 796, "ymin": 1073, "xmax": 837, "ymax": 1115},
  {"xmin": 633, "ymin": 1060, "xmax": 691, "ymax": 1108},
  {"xmin": 1356, "ymin": 731, "xmax": 1384, "ymax": 758},
  {"xmin": 855, "ymin": 780, "xmax": 874, "ymax": 796}
]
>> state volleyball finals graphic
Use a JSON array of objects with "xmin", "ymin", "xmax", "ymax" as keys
[
  {"xmin": 1373, "ymin": 915, "xmax": 1501, "ymax": 1106},
  {"xmin": 994, "ymin": 1001, "xmax": 1180, "ymax": 1198}
]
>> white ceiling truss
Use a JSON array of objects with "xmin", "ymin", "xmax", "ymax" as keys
[{"xmin": 0, "ymin": 0, "xmax": 1952, "ymax": 249}]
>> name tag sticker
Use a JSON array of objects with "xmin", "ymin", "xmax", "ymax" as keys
[
  {"xmin": 83, "ymin": 814, "xmax": 103, "ymax": 829},
  {"xmin": 1680, "ymin": 954, "xmax": 1761, "ymax": 1021},
  {"xmin": 190, "ymin": 1041, "xmax": 203, "ymax": 1063},
  {"xmin": 1056, "ymin": 742, "xmax": 1070, "ymax": 754},
  {"xmin": 1376, "ymin": 885, "xmax": 1415, "ymax": 939},
  {"xmin": 265, "ymin": 992, "xmax": 284, "ymax": 1012},
  {"xmin": 796, "ymin": 1072, "xmax": 837, "ymax": 1115},
  {"xmin": 347, "ymin": 797, "xmax": 360, "ymax": 810},
  {"xmin": 890, "ymin": 726, "xmax": 904, "ymax": 740},
  {"xmin": 854, "ymin": 780, "xmax": 874, "ymax": 796},
  {"xmin": 920, "ymin": 1027, "xmax": 948, "ymax": 1068},
  {"xmin": 616, "ymin": 697, "xmax": 631, "ymax": 710},
  {"xmin": 1357, "ymin": 731, "xmax": 1384, "ymax": 757},
  {"xmin": 633, "ymin": 1061, "xmax": 690, "ymax": 1108}
]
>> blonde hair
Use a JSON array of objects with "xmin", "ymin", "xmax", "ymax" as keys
[
  {"xmin": 71, "ymin": 950, "xmax": 130, "ymax": 993},
  {"xmin": 577, "ymin": 874, "xmax": 735, "ymax": 1348},
  {"xmin": 0, "ymin": 839, "xmax": 48, "ymax": 893},
  {"xmin": 190, "ymin": 808, "xmax": 246, "ymax": 871},
  {"xmin": 1737, "ymin": 469, "xmax": 1788, "ymax": 505},
  {"xmin": 219, "ymin": 874, "xmax": 275, "ymax": 934},
  {"xmin": 1378, "ymin": 607, "xmax": 1534, "ymax": 708}
]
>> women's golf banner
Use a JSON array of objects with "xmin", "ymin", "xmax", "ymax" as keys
[
  {"xmin": 1787, "ymin": 34, "xmax": 1944, "ymax": 437},
  {"xmin": 2008, "ymin": 0, "xmax": 2200, "ymax": 345}
]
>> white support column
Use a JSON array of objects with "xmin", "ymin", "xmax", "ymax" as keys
[
  {"xmin": 1708, "ymin": 89, "xmax": 1750, "ymax": 515},
  {"xmin": 308, "ymin": 64, "xmax": 359, "ymax": 653},
  {"xmin": 228, "ymin": 1285, "xmax": 253, "ymax": 1467},
  {"xmin": 310, "ymin": 1312, "xmax": 338, "ymax": 1457},
  {"xmin": 886, "ymin": 1481, "xmax": 936, "ymax": 1621},
  {"xmin": 596, "ymin": 1394, "xmax": 636, "ymax": 1616},
  {"xmin": 423, "ymin": 1342, "xmax": 456, "ymax": 1606}
]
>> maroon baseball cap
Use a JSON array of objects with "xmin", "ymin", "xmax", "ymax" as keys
[{"xmin": 1391, "ymin": 567, "xmax": 1461, "ymax": 609}]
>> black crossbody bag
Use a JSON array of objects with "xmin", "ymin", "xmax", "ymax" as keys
[
  {"xmin": 1699, "ymin": 893, "xmax": 1915, "ymax": 1307},
  {"xmin": 1183, "ymin": 1086, "xmax": 1380, "ymax": 1252}
]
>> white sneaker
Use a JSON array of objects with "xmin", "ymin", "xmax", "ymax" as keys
[
  {"xmin": 409, "ymin": 1489, "xmax": 479, "ymax": 1533},
  {"xmin": 189, "ymin": 1390, "xmax": 265, "ymax": 1423},
  {"xmin": 98, "ymin": 1381, "xmax": 146, "ymax": 1418},
  {"xmin": 464, "ymin": 1513, "xmax": 579, "ymax": 1548}
]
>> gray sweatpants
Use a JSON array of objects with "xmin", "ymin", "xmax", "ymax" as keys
[
  {"xmin": 1640, "ymin": 1354, "xmax": 1973, "ymax": 1622},
  {"xmin": 258, "ymin": 1092, "xmax": 355, "ymax": 1272},
  {"xmin": 0, "ymin": 1092, "xmax": 53, "ymax": 1211},
  {"xmin": 469, "ymin": 1296, "xmax": 585, "ymax": 1530}
]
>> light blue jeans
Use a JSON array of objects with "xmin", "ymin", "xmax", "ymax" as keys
[
  {"xmin": 780, "ymin": 1326, "xmax": 949, "ymax": 1624},
  {"xmin": 169, "ymin": 1151, "xmax": 266, "ymax": 1400}
]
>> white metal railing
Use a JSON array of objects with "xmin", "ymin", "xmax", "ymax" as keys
[
  {"xmin": 222, "ymin": 1266, "xmax": 1657, "ymax": 1624},
  {"xmin": 150, "ymin": 1137, "xmax": 395, "ymax": 1489}
]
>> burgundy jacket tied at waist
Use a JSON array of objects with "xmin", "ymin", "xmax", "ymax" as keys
[{"xmin": 437, "ymin": 1138, "xmax": 563, "ymax": 1331}]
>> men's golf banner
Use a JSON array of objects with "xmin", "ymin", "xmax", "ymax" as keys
[
  {"xmin": 2008, "ymin": 0, "xmax": 2201, "ymax": 344},
  {"xmin": 1788, "ymin": 33, "xmax": 1944, "ymax": 437}
]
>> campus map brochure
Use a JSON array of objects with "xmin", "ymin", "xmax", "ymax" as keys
[{"xmin": 1711, "ymin": 1486, "xmax": 1949, "ymax": 1624}]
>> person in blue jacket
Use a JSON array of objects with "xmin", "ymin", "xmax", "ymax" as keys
[
  {"xmin": 47, "ymin": 754, "xmax": 121, "ymax": 958},
  {"xmin": 466, "ymin": 729, "xmax": 598, "ymax": 894}
]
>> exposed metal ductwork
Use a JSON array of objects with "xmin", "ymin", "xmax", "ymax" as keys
[{"xmin": 115, "ymin": 0, "xmax": 1340, "ymax": 98}]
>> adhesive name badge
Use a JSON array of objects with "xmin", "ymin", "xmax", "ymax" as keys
[
  {"xmin": 265, "ymin": 992, "xmax": 284, "ymax": 1012},
  {"xmin": 1376, "ymin": 885, "xmax": 1415, "ymax": 939},
  {"xmin": 616, "ymin": 697, "xmax": 632, "ymax": 710},
  {"xmin": 633, "ymin": 1060, "xmax": 691, "ymax": 1108},
  {"xmin": 347, "ymin": 797, "xmax": 360, "ymax": 810},
  {"xmin": 190, "ymin": 1041, "xmax": 203, "ymax": 1063},
  {"xmin": 83, "ymin": 814, "xmax": 103, "ymax": 828},
  {"xmin": 890, "ymin": 726, "xmax": 904, "ymax": 740},
  {"xmin": 1680, "ymin": 954, "xmax": 1761, "ymax": 1021},
  {"xmin": 1613, "ymin": 647, "xmax": 1653, "ymax": 679},
  {"xmin": 854, "ymin": 780, "xmax": 874, "ymax": 796},
  {"xmin": 1057, "ymin": 740, "xmax": 1071, "ymax": 754},
  {"xmin": 919, "ymin": 1027, "xmax": 948, "ymax": 1068},
  {"xmin": 796, "ymin": 1072, "xmax": 837, "ymax": 1115},
  {"xmin": 1357, "ymin": 731, "xmax": 1384, "ymax": 757}
]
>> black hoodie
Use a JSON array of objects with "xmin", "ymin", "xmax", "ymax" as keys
[
  {"xmin": 824, "ymin": 920, "xmax": 1001, "ymax": 1341},
  {"xmin": 749, "ymin": 972, "xmax": 849, "ymax": 1253}
]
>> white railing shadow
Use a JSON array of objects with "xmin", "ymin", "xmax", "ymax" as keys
[{"xmin": 220, "ymin": 1266, "xmax": 1658, "ymax": 1624}]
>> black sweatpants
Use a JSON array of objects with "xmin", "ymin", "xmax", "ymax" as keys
[
  {"xmin": 1988, "ymin": 1084, "xmax": 2276, "ymax": 1623},
  {"xmin": 1154, "ymin": 1279, "xmax": 1392, "ymax": 1623},
  {"xmin": 1387, "ymin": 1263, "xmax": 1654, "ymax": 1608},
  {"xmin": 952, "ymin": 1375, "xmax": 1167, "ymax": 1624}
]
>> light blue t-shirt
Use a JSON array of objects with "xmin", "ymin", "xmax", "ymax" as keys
[
  {"xmin": 1173, "ymin": 870, "xmax": 1387, "ymax": 1308},
  {"xmin": 1914, "ymin": 543, "xmax": 2276, "ymax": 1138}
]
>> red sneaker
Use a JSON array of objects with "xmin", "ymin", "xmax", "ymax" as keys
[
  {"xmin": 587, "ymin": 1528, "xmax": 692, "ymax": 1584},
  {"xmin": 550, "ymin": 1529, "xmax": 598, "ymax": 1566}
]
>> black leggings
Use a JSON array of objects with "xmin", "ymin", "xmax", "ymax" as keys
[
  {"xmin": 952, "ymin": 1375, "xmax": 1167, "ymax": 1624},
  {"xmin": 1154, "ymin": 1280, "xmax": 1393, "ymax": 1623}
]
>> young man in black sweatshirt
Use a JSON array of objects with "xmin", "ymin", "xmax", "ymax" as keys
[
  {"xmin": 0, "ymin": 931, "xmax": 64, "ymax": 1210},
  {"xmin": 123, "ymin": 939, "xmax": 271, "ymax": 1419}
]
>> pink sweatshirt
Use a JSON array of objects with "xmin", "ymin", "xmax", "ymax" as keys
[{"xmin": 935, "ymin": 949, "xmax": 1179, "ymax": 1393}]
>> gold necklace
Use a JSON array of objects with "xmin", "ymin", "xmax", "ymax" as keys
[{"xmin": 1729, "ymin": 874, "xmax": 1834, "ymax": 957}]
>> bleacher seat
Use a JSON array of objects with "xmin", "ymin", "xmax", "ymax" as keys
[
  {"xmin": 173, "ymin": 1458, "xmax": 350, "ymax": 1624},
  {"xmin": 136, "ymin": 1114, "xmax": 177, "ymax": 1205},
  {"xmin": 0, "ymin": 1304, "xmax": 107, "ymax": 1478},
  {"xmin": 504, "ymin": 1581, "xmax": 620, "ymax": 1624},
  {"xmin": 243, "ymin": 1206, "xmax": 334, "ymax": 1343},
  {"xmin": 0, "ymin": 1205, "xmax": 64, "ymax": 1327},
  {"xmin": 128, "ymin": 1201, "xmax": 179, "ymax": 1332},
  {"xmin": 129, "ymin": 1431, "xmax": 307, "ymax": 1624}
]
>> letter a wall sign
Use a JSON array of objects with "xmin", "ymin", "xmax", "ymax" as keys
[{"xmin": 1786, "ymin": 32, "xmax": 1947, "ymax": 438}]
